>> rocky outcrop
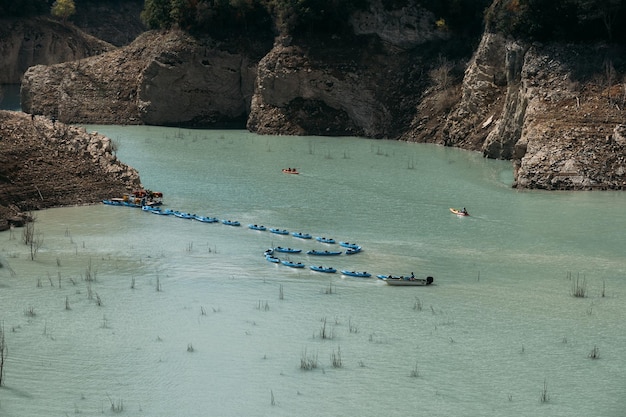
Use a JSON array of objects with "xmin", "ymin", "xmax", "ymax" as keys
[
  {"xmin": 137, "ymin": 37, "xmax": 258, "ymax": 127},
  {"xmin": 0, "ymin": 17, "xmax": 113, "ymax": 84},
  {"xmin": 247, "ymin": 2, "xmax": 446, "ymax": 138},
  {"xmin": 431, "ymin": 33, "xmax": 626, "ymax": 190},
  {"xmin": 512, "ymin": 45, "xmax": 626, "ymax": 190},
  {"xmin": 247, "ymin": 38, "xmax": 385, "ymax": 137},
  {"xmin": 21, "ymin": 30, "xmax": 263, "ymax": 127},
  {"xmin": 481, "ymin": 40, "xmax": 528, "ymax": 160},
  {"xmin": 441, "ymin": 33, "xmax": 509, "ymax": 150},
  {"xmin": 0, "ymin": 110, "xmax": 141, "ymax": 222},
  {"xmin": 246, "ymin": 36, "xmax": 427, "ymax": 138}
]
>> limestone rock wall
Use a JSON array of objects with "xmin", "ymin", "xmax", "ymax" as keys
[
  {"xmin": 138, "ymin": 42, "xmax": 257, "ymax": 127},
  {"xmin": 440, "ymin": 32, "xmax": 626, "ymax": 190},
  {"xmin": 21, "ymin": 30, "xmax": 261, "ymax": 127},
  {"xmin": 247, "ymin": 40, "xmax": 385, "ymax": 137},
  {"xmin": 442, "ymin": 32, "xmax": 508, "ymax": 150},
  {"xmin": 513, "ymin": 45, "xmax": 626, "ymax": 190},
  {"xmin": 482, "ymin": 41, "xmax": 529, "ymax": 159},
  {"xmin": 248, "ymin": 2, "xmax": 442, "ymax": 138},
  {"xmin": 0, "ymin": 17, "xmax": 112, "ymax": 84}
]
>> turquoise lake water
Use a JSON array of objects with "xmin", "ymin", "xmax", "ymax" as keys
[{"xmin": 0, "ymin": 123, "xmax": 625, "ymax": 417}]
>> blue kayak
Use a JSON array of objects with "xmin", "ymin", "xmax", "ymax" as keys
[
  {"xmin": 270, "ymin": 228, "xmax": 289, "ymax": 235},
  {"xmin": 339, "ymin": 242, "xmax": 361, "ymax": 249},
  {"xmin": 281, "ymin": 260, "xmax": 305, "ymax": 268},
  {"xmin": 341, "ymin": 270, "xmax": 371, "ymax": 278},
  {"xmin": 377, "ymin": 274, "xmax": 402, "ymax": 280},
  {"xmin": 310, "ymin": 265, "xmax": 336, "ymax": 273},
  {"xmin": 315, "ymin": 236, "xmax": 336, "ymax": 244},
  {"xmin": 102, "ymin": 199, "xmax": 123, "ymax": 206},
  {"xmin": 222, "ymin": 219, "xmax": 241, "ymax": 226},
  {"xmin": 153, "ymin": 208, "xmax": 175, "ymax": 215},
  {"xmin": 248, "ymin": 224, "xmax": 267, "ymax": 231},
  {"xmin": 306, "ymin": 250, "xmax": 342, "ymax": 256},
  {"xmin": 345, "ymin": 246, "xmax": 362, "ymax": 255},
  {"xmin": 174, "ymin": 211, "xmax": 194, "ymax": 219},
  {"xmin": 194, "ymin": 215, "xmax": 219, "ymax": 223},
  {"xmin": 292, "ymin": 232, "xmax": 312, "ymax": 239},
  {"xmin": 274, "ymin": 247, "xmax": 302, "ymax": 253},
  {"xmin": 266, "ymin": 255, "xmax": 280, "ymax": 263}
]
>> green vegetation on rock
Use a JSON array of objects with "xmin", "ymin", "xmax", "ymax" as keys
[{"xmin": 51, "ymin": 0, "xmax": 76, "ymax": 21}]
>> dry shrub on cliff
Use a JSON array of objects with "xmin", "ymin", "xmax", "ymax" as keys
[
  {"xmin": 432, "ymin": 88, "xmax": 459, "ymax": 114},
  {"xmin": 429, "ymin": 56, "xmax": 454, "ymax": 91},
  {"xmin": 428, "ymin": 56, "xmax": 461, "ymax": 113}
]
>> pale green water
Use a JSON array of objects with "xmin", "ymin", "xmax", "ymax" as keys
[
  {"xmin": 0, "ymin": 85, "xmax": 21, "ymax": 111},
  {"xmin": 1, "ymin": 125, "xmax": 625, "ymax": 417}
]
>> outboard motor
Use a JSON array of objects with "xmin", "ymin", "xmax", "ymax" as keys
[{"xmin": 426, "ymin": 276, "xmax": 434, "ymax": 285}]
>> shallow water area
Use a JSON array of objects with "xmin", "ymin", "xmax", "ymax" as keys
[{"xmin": 0, "ymin": 125, "xmax": 625, "ymax": 416}]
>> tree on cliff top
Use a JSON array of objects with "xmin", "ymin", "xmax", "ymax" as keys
[
  {"xmin": 51, "ymin": 0, "xmax": 76, "ymax": 22},
  {"xmin": 141, "ymin": 0, "xmax": 173, "ymax": 29},
  {"xmin": 141, "ymin": 0, "xmax": 273, "ymax": 38}
]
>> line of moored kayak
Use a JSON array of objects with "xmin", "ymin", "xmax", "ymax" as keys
[{"xmin": 103, "ymin": 198, "xmax": 434, "ymax": 286}]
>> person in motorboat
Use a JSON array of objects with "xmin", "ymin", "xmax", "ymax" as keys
[{"xmin": 462, "ymin": 207, "xmax": 468, "ymax": 215}]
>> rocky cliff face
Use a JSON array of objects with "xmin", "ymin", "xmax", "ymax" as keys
[
  {"xmin": 0, "ymin": 110, "xmax": 141, "ymax": 222},
  {"xmin": 0, "ymin": 17, "xmax": 113, "ymax": 85},
  {"xmin": 439, "ymin": 33, "xmax": 509, "ymax": 151},
  {"xmin": 247, "ymin": 37, "xmax": 389, "ymax": 137},
  {"xmin": 437, "ymin": 33, "xmax": 626, "ymax": 190},
  {"xmin": 21, "ymin": 30, "xmax": 264, "ymax": 127},
  {"xmin": 512, "ymin": 45, "xmax": 625, "ymax": 190},
  {"xmin": 247, "ymin": 2, "xmax": 447, "ymax": 138},
  {"xmin": 137, "ymin": 36, "xmax": 259, "ymax": 127}
]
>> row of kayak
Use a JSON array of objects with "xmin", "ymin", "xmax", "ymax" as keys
[
  {"xmin": 104, "ymin": 200, "xmax": 433, "ymax": 285},
  {"xmin": 148, "ymin": 207, "xmax": 241, "ymax": 225},
  {"xmin": 263, "ymin": 247, "xmax": 434, "ymax": 284},
  {"xmin": 266, "ymin": 249, "xmax": 433, "ymax": 284},
  {"xmin": 272, "ymin": 246, "xmax": 361, "ymax": 256},
  {"xmin": 265, "ymin": 252, "xmax": 371, "ymax": 277},
  {"xmin": 263, "ymin": 245, "xmax": 370, "ymax": 277},
  {"xmin": 263, "ymin": 248, "xmax": 433, "ymax": 282},
  {"xmin": 108, "ymin": 202, "xmax": 364, "ymax": 255}
]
